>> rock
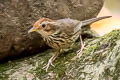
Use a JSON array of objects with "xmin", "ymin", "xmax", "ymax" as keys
[
  {"xmin": 0, "ymin": 29, "xmax": 120, "ymax": 80},
  {"xmin": 0, "ymin": 0, "xmax": 103, "ymax": 60}
]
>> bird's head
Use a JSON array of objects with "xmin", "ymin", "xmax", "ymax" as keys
[{"xmin": 28, "ymin": 18, "xmax": 60, "ymax": 37}]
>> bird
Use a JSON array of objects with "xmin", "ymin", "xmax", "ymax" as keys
[{"xmin": 28, "ymin": 16, "xmax": 111, "ymax": 71}]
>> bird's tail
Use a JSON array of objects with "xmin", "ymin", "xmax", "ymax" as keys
[{"xmin": 81, "ymin": 16, "xmax": 112, "ymax": 26}]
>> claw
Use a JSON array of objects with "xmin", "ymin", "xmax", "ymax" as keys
[
  {"xmin": 77, "ymin": 42, "xmax": 85, "ymax": 57},
  {"xmin": 43, "ymin": 58, "xmax": 55, "ymax": 72},
  {"xmin": 43, "ymin": 50, "xmax": 60, "ymax": 72},
  {"xmin": 43, "ymin": 63, "xmax": 51, "ymax": 72},
  {"xmin": 43, "ymin": 63, "xmax": 50, "ymax": 72}
]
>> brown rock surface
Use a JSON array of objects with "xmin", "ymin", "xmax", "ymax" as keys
[{"xmin": 0, "ymin": 0, "xmax": 103, "ymax": 60}]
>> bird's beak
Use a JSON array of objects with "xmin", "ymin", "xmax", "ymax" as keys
[{"xmin": 28, "ymin": 27, "xmax": 38, "ymax": 33}]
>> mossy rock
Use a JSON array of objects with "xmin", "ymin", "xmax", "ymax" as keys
[{"xmin": 0, "ymin": 30, "xmax": 120, "ymax": 80}]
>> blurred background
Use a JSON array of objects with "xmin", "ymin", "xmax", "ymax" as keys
[{"xmin": 91, "ymin": 0, "xmax": 120, "ymax": 36}]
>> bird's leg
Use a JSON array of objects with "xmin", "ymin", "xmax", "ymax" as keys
[
  {"xmin": 43, "ymin": 49, "xmax": 60, "ymax": 72},
  {"xmin": 77, "ymin": 35, "xmax": 85, "ymax": 57}
]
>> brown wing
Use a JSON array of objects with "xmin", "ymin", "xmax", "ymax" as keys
[{"xmin": 56, "ymin": 18, "xmax": 80, "ymax": 37}]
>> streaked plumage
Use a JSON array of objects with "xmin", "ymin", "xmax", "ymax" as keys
[{"xmin": 28, "ymin": 16, "xmax": 111, "ymax": 71}]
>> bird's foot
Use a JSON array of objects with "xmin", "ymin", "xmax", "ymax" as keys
[
  {"xmin": 43, "ymin": 59, "xmax": 55, "ymax": 72},
  {"xmin": 77, "ymin": 42, "xmax": 85, "ymax": 58}
]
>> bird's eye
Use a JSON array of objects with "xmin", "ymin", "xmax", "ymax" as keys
[{"xmin": 42, "ymin": 24, "xmax": 46, "ymax": 28}]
